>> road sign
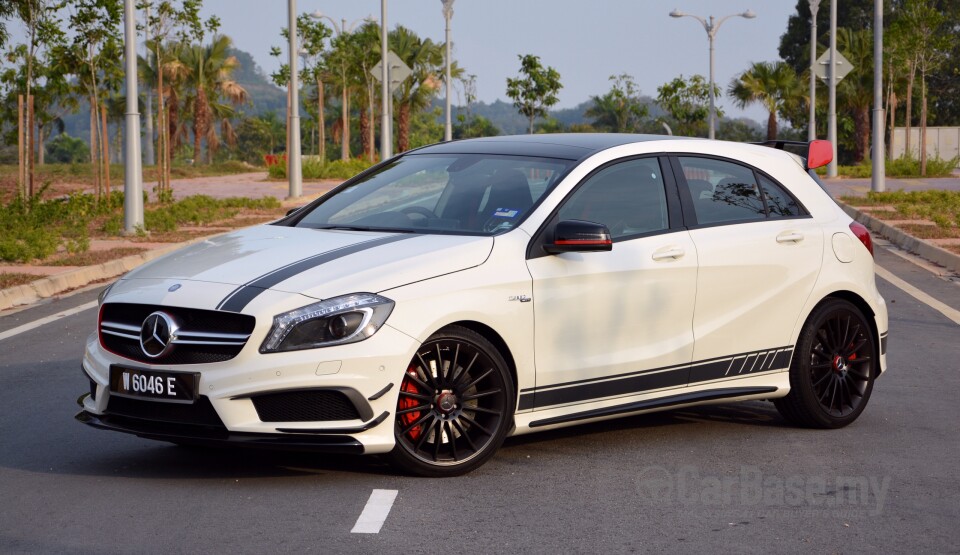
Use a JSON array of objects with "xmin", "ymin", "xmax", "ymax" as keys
[
  {"xmin": 814, "ymin": 50, "xmax": 854, "ymax": 83},
  {"xmin": 371, "ymin": 51, "xmax": 412, "ymax": 94}
]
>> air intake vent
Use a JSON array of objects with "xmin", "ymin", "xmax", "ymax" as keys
[{"xmin": 252, "ymin": 390, "xmax": 362, "ymax": 422}]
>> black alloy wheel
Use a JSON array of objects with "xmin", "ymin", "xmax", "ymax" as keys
[
  {"xmin": 389, "ymin": 326, "xmax": 514, "ymax": 477},
  {"xmin": 775, "ymin": 299, "xmax": 877, "ymax": 428}
]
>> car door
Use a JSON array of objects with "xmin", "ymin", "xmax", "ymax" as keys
[
  {"xmin": 524, "ymin": 157, "xmax": 698, "ymax": 411},
  {"xmin": 670, "ymin": 155, "xmax": 824, "ymax": 386}
]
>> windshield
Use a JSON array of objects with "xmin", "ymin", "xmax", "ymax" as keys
[{"xmin": 294, "ymin": 153, "xmax": 574, "ymax": 235}]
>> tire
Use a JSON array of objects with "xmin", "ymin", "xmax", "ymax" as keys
[
  {"xmin": 775, "ymin": 299, "xmax": 877, "ymax": 428},
  {"xmin": 388, "ymin": 326, "xmax": 514, "ymax": 477}
]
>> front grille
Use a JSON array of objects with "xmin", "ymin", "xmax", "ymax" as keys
[
  {"xmin": 100, "ymin": 303, "xmax": 256, "ymax": 365},
  {"xmin": 252, "ymin": 390, "xmax": 362, "ymax": 422},
  {"xmin": 106, "ymin": 395, "xmax": 225, "ymax": 429}
]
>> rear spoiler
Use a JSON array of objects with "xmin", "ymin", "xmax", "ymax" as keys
[{"xmin": 751, "ymin": 139, "xmax": 833, "ymax": 170}]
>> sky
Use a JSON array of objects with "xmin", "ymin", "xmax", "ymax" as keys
[{"xmin": 195, "ymin": 0, "xmax": 799, "ymax": 124}]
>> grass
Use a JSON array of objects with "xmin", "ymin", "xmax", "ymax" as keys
[
  {"xmin": 0, "ymin": 273, "xmax": 38, "ymax": 289},
  {"xmin": 893, "ymin": 223, "xmax": 960, "ymax": 240},
  {"xmin": 0, "ymin": 191, "xmax": 283, "ymax": 263},
  {"xmin": 40, "ymin": 247, "xmax": 147, "ymax": 267},
  {"xmin": 839, "ymin": 190, "xmax": 960, "ymax": 228},
  {"xmin": 266, "ymin": 157, "xmax": 372, "ymax": 180}
]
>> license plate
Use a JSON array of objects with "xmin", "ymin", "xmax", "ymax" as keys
[{"xmin": 109, "ymin": 366, "xmax": 199, "ymax": 403}]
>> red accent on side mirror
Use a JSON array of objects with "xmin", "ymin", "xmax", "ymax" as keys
[{"xmin": 807, "ymin": 140, "xmax": 833, "ymax": 169}]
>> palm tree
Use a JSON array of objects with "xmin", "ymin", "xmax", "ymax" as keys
[
  {"xmin": 325, "ymin": 32, "xmax": 355, "ymax": 160},
  {"xmin": 585, "ymin": 74, "xmax": 648, "ymax": 133},
  {"xmin": 390, "ymin": 26, "xmax": 445, "ymax": 153},
  {"xmin": 728, "ymin": 61, "xmax": 800, "ymax": 141},
  {"xmin": 140, "ymin": 42, "xmax": 187, "ymax": 195},
  {"xmin": 837, "ymin": 28, "xmax": 876, "ymax": 164},
  {"xmin": 179, "ymin": 35, "xmax": 248, "ymax": 164}
]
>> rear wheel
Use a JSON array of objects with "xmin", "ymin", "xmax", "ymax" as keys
[
  {"xmin": 388, "ymin": 326, "xmax": 514, "ymax": 477},
  {"xmin": 775, "ymin": 299, "xmax": 876, "ymax": 428}
]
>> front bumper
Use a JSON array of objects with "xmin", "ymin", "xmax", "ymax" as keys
[
  {"xmin": 80, "ymin": 320, "xmax": 421, "ymax": 455},
  {"xmin": 75, "ymin": 404, "xmax": 365, "ymax": 453}
]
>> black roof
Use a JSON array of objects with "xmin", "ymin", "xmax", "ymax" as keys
[{"xmin": 411, "ymin": 133, "xmax": 691, "ymax": 160}]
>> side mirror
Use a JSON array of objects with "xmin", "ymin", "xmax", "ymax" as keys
[{"xmin": 544, "ymin": 220, "xmax": 613, "ymax": 254}]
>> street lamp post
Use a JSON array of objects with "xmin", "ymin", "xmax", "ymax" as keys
[
  {"xmin": 669, "ymin": 8, "xmax": 756, "ymax": 140},
  {"xmin": 808, "ymin": 0, "xmax": 821, "ymax": 141},
  {"xmin": 287, "ymin": 0, "xmax": 302, "ymax": 199},
  {"xmin": 871, "ymin": 0, "xmax": 885, "ymax": 192},
  {"xmin": 122, "ymin": 0, "xmax": 143, "ymax": 234},
  {"xmin": 441, "ymin": 0, "xmax": 454, "ymax": 142},
  {"xmin": 380, "ymin": 0, "xmax": 391, "ymax": 160},
  {"xmin": 827, "ymin": 0, "xmax": 838, "ymax": 177}
]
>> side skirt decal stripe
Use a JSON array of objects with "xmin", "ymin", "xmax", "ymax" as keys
[
  {"xmin": 528, "ymin": 386, "xmax": 779, "ymax": 428},
  {"xmin": 517, "ymin": 346, "xmax": 793, "ymax": 410},
  {"xmin": 216, "ymin": 235, "xmax": 415, "ymax": 313}
]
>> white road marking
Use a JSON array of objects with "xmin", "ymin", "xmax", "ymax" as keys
[
  {"xmin": 0, "ymin": 301, "xmax": 97, "ymax": 342},
  {"xmin": 351, "ymin": 489, "xmax": 398, "ymax": 534},
  {"xmin": 875, "ymin": 265, "xmax": 960, "ymax": 326}
]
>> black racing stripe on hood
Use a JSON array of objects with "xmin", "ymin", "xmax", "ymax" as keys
[{"xmin": 216, "ymin": 234, "xmax": 415, "ymax": 312}]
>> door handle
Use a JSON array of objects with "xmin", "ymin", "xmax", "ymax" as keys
[
  {"xmin": 652, "ymin": 247, "xmax": 685, "ymax": 261},
  {"xmin": 776, "ymin": 231, "xmax": 804, "ymax": 243}
]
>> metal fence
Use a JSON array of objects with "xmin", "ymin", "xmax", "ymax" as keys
[{"xmin": 890, "ymin": 127, "xmax": 960, "ymax": 166}]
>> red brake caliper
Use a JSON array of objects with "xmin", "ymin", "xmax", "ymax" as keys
[{"xmin": 398, "ymin": 366, "xmax": 422, "ymax": 440}]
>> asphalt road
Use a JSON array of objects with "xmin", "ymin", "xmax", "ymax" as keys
[{"xmin": 1, "ymin": 244, "xmax": 958, "ymax": 554}]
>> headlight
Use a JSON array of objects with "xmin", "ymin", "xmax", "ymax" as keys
[{"xmin": 260, "ymin": 293, "xmax": 395, "ymax": 353}]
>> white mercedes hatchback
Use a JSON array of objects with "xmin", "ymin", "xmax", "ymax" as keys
[{"xmin": 78, "ymin": 134, "xmax": 888, "ymax": 476}]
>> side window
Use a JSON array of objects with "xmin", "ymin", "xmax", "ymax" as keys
[
  {"xmin": 759, "ymin": 174, "xmax": 802, "ymax": 217},
  {"xmin": 678, "ymin": 157, "xmax": 765, "ymax": 225},
  {"xmin": 558, "ymin": 158, "xmax": 668, "ymax": 240}
]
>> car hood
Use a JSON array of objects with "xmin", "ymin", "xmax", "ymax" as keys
[{"xmin": 123, "ymin": 225, "xmax": 493, "ymax": 303}]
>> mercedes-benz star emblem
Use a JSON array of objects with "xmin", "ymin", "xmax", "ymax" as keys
[{"xmin": 139, "ymin": 311, "xmax": 179, "ymax": 358}]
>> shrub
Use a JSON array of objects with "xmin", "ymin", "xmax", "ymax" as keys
[
  {"xmin": 266, "ymin": 155, "xmax": 372, "ymax": 180},
  {"xmin": 46, "ymin": 133, "xmax": 90, "ymax": 164}
]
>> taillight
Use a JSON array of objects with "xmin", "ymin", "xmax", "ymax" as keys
[{"xmin": 849, "ymin": 221, "xmax": 874, "ymax": 257}]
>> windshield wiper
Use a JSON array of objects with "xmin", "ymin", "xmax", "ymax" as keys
[{"xmin": 314, "ymin": 225, "xmax": 417, "ymax": 233}]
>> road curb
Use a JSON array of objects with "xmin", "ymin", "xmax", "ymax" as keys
[
  {"xmin": 0, "ymin": 239, "xmax": 201, "ymax": 312},
  {"xmin": 838, "ymin": 201, "xmax": 960, "ymax": 274}
]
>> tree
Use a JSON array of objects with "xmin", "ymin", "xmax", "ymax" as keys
[
  {"xmin": 778, "ymin": 0, "xmax": 881, "ymax": 76},
  {"xmin": 179, "ymin": 33, "xmax": 248, "ymax": 164},
  {"xmin": 453, "ymin": 114, "xmax": 499, "ymax": 139},
  {"xmin": 46, "ymin": 132, "xmax": 89, "ymax": 163},
  {"xmin": 57, "ymin": 0, "xmax": 124, "ymax": 201},
  {"xmin": 0, "ymin": 0, "xmax": 68, "ymax": 198},
  {"xmin": 925, "ymin": 1, "xmax": 960, "ymax": 125},
  {"xmin": 323, "ymin": 28, "xmax": 356, "ymax": 160},
  {"xmin": 270, "ymin": 14, "xmax": 332, "ymax": 161},
  {"xmin": 390, "ymin": 25, "xmax": 445, "ymax": 153},
  {"xmin": 728, "ymin": 61, "xmax": 801, "ymax": 141},
  {"xmin": 141, "ymin": 0, "xmax": 204, "ymax": 198},
  {"xmin": 656, "ymin": 74, "xmax": 720, "ymax": 137},
  {"xmin": 585, "ymin": 74, "xmax": 648, "ymax": 133},
  {"xmin": 505, "ymin": 54, "xmax": 562, "ymax": 134},
  {"xmin": 0, "ymin": 2, "xmax": 17, "ymax": 51},
  {"xmin": 835, "ymin": 28, "xmax": 877, "ymax": 164},
  {"xmin": 895, "ymin": 0, "xmax": 949, "ymax": 175}
]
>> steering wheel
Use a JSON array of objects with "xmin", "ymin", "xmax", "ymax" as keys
[{"xmin": 400, "ymin": 206, "xmax": 439, "ymax": 222}]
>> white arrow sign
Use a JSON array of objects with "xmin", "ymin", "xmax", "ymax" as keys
[
  {"xmin": 814, "ymin": 50, "xmax": 854, "ymax": 83},
  {"xmin": 371, "ymin": 51, "xmax": 412, "ymax": 94}
]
